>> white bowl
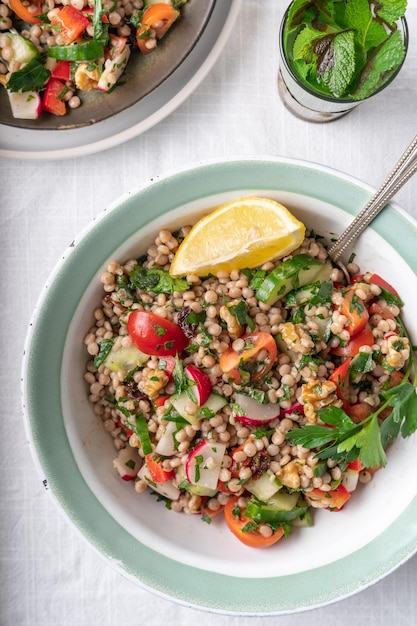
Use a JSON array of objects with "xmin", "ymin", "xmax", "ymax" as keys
[{"xmin": 22, "ymin": 157, "xmax": 417, "ymax": 616}]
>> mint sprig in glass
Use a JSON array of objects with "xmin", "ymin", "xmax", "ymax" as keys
[{"xmin": 278, "ymin": 0, "xmax": 408, "ymax": 122}]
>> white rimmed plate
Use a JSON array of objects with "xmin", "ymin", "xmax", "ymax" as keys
[{"xmin": 0, "ymin": 0, "xmax": 241, "ymax": 159}]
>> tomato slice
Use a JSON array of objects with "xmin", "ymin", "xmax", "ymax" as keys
[
  {"xmin": 136, "ymin": 3, "xmax": 180, "ymax": 54},
  {"xmin": 51, "ymin": 6, "xmax": 90, "ymax": 45},
  {"xmin": 369, "ymin": 302, "xmax": 396, "ymax": 322},
  {"xmin": 219, "ymin": 332, "xmax": 277, "ymax": 384},
  {"xmin": 305, "ymin": 485, "xmax": 351, "ymax": 511},
  {"xmin": 368, "ymin": 273, "xmax": 400, "ymax": 299},
  {"xmin": 9, "ymin": 0, "xmax": 42, "ymax": 23},
  {"xmin": 127, "ymin": 310, "xmax": 189, "ymax": 356},
  {"xmin": 329, "ymin": 358, "xmax": 352, "ymax": 400},
  {"xmin": 331, "ymin": 323, "xmax": 374, "ymax": 357},
  {"xmin": 224, "ymin": 497, "xmax": 285, "ymax": 548},
  {"xmin": 340, "ymin": 289, "xmax": 369, "ymax": 337},
  {"xmin": 343, "ymin": 401, "xmax": 373, "ymax": 422},
  {"xmin": 153, "ymin": 394, "xmax": 170, "ymax": 408},
  {"xmin": 145, "ymin": 453, "xmax": 174, "ymax": 483}
]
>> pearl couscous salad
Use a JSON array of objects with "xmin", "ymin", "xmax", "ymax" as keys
[
  {"xmin": 83, "ymin": 197, "xmax": 417, "ymax": 548},
  {"xmin": 0, "ymin": 0, "xmax": 186, "ymax": 120}
]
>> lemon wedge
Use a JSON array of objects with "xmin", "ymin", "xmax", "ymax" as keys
[{"xmin": 169, "ymin": 196, "xmax": 306, "ymax": 277}]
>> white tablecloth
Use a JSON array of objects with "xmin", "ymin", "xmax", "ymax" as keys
[{"xmin": 1, "ymin": 1, "xmax": 417, "ymax": 624}]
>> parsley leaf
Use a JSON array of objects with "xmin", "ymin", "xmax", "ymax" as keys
[{"xmin": 7, "ymin": 58, "xmax": 50, "ymax": 93}]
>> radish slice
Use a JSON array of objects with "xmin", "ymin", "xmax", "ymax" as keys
[
  {"xmin": 342, "ymin": 467, "xmax": 360, "ymax": 492},
  {"xmin": 113, "ymin": 446, "xmax": 142, "ymax": 481},
  {"xmin": 184, "ymin": 364, "xmax": 212, "ymax": 406},
  {"xmin": 171, "ymin": 391, "xmax": 227, "ymax": 425},
  {"xmin": 137, "ymin": 464, "xmax": 180, "ymax": 500},
  {"xmin": 97, "ymin": 45, "xmax": 130, "ymax": 92},
  {"xmin": 233, "ymin": 393, "xmax": 280, "ymax": 426},
  {"xmin": 185, "ymin": 440, "xmax": 226, "ymax": 490},
  {"xmin": 7, "ymin": 90, "xmax": 42, "ymax": 119},
  {"xmin": 280, "ymin": 402, "xmax": 304, "ymax": 418},
  {"xmin": 155, "ymin": 420, "xmax": 177, "ymax": 456}
]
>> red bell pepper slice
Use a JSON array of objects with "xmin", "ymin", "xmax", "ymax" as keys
[
  {"xmin": 331, "ymin": 324, "xmax": 374, "ymax": 357},
  {"xmin": 368, "ymin": 273, "xmax": 400, "ymax": 299},
  {"xmin": 42, "ymin": 78, "xmax": 66, "ymax": 116},
  {"xmin": 51, "ymin": 6, "xmax": 90, "ymax": 45},
  {"xmin": 329, "ymin": 358, "xmax": 352, "ymax": 400},
  {"xmin": 51, "ymin": 60, "xmax": 71, "ymax": 81},
  {"xmin": 145, "ymin": 453, "xmax": 174, "ymax": 483},
  {"xmin": 340, "ymin": 289, "xmax": 369, "ymax": 337}
]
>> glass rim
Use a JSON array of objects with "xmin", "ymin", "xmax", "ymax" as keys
[{"xmin": 279, "ymin": 6, "xmax": 409, "ymax": 105}]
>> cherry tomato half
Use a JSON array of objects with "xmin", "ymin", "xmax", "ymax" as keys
[
  {"xmin": 136, "ymin": 3, "xmax": 179, "ymax": 54},
  {"xmin": 224, "ymin": 497, "xmax": 284, "ymax": 548},
  {"xmin": 305, "ymin": 485, "xmax": 351, "ymax": 511},
  {"xmin": 9, "ymin": 0, "xmax": 42, "ymax": 23},
  {"xmin": 127, "ymin": 310, "xmax": 189, "ymax": 356},
  {"xmin": 219, "ymin": 332, "xmax": 277, "ymax": 384}
]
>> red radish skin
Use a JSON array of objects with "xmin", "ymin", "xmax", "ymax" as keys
[
  {"xmin": 113, "ymin": 446, "xmax": 142, "ymax": 481},
  {"xmin": 184, "ymin": 364, "xmax": 212, "ymax": 406},
  {"xmin": 185, "ymin": 440, "xmax": 226, "ymax": 490},
  {"xmin": 233, "ymin": 393, "xmax": 280, "ymax": 426}
]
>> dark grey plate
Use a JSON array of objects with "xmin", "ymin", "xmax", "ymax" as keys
[{"xmin": 0, "ymin": 0, "xmax": 216, "ymax": 130}]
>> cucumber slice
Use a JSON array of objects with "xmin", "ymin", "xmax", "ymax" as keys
[
  {"xmin": 3, "ymin": 33, "xmax": 39, "ymax": 64},
  {"xmin": 170, "ymin": 391, "xmax": 227, "ymax": 425},
  {"xmin": 245, "ymin": 470, "xmax": 282, "ymax": 500},
  {"xmin": 256, "ymin": 256, "xmax": 333, "ymax": 305},
  {"xmin": 245, "ymin": 491, "xmax": 309, "ymax": 524},
  {"xmin": 104, "ymin": 344, "xmax": 149, "ymax": 373}
]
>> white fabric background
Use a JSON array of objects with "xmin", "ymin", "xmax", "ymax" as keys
[{"xmin": 1, "ymin": 1, "xmax": 417, "ymax": 624}]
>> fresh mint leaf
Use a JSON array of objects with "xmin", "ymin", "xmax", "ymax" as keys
[
  {"xmin": 364, "ymin": 20, "xmax": 390, "ymax": 50},
  {"xmin": 287, "ymin": 0, "xmax": 316, "ymax": 30},
  {"xmin": 315, "ymin": 29, "xmax": 356, "ymax": 97},
  {"xmin": 344, "ymin": 0, "xmax": 372, "ymax": 46},
  {"xmin": 375, "ymin": 0, "xmax": 407, "ymax": 25},
  {"xmin": 129, "ymin": 265, "xmax": 189, "ymax": 295},
  {"xmin": 7, "ymin": 58, "xmax": 50, "ymax": 93},
  {"xmin": 293, "ymin": 23, "xmax": 320, "ymax": 64},
  {"xmin": 352, "ymin": 29, "xmax": 406, "ymax": 100}
]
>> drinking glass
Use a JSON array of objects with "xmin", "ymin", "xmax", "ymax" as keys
[{"xmin": 278, "ymin": 6, "xmax": 409, "ymax": 123}]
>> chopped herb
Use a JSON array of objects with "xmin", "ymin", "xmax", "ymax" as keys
[
  {"xmin": 132, "ymin": 413, "xmax": 153, "ymax": 455},
  {"xmin": 194, "ymin": 454, "xmax": 204, "ymax": 482},
  {"xmin": 94, "ymin": 338, "xmax": 114, "ymax": 369},
  {"xmin": 129, "ymin": 265, "xmax": 189, "ymax": 295}
]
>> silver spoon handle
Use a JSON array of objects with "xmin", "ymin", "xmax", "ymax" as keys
[{"xmin": 328, "ymin": 135, "xmax": 417, "ymax": 262}]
